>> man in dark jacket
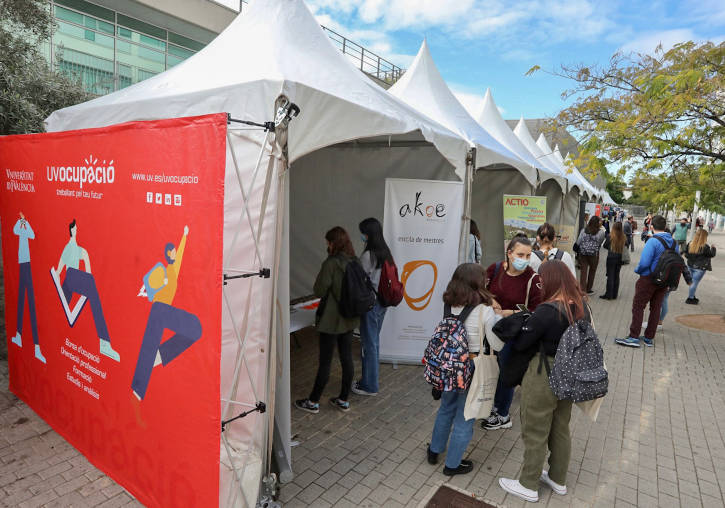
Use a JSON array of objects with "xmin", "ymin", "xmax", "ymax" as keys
[{"xmin": 615, "ymin": 215, "xmax": 691, "ymax": 348}]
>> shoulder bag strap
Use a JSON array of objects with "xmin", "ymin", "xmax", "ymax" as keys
[{"xmin": 524, "ymin": 273, "xmax": 536, "ymax": 308}]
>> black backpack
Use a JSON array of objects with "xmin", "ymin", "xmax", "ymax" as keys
[
  {"xmin": 652, "ymin": 236, "xmax": 686, "ymax": 290},
  {"xmin": 338, "ymin": 259, "xmax": 377, "ymax": 318},
  {"xmin": 534, "ymin": 249, "xmax": 564, "ymax": 262}
]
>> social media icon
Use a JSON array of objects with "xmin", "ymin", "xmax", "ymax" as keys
[
  {"xmin": 146, "ymin": 192, "xmax": 153, "ymax": 203},
  {"xmin": 164, "ymin": 194, "xmax": 172, "ymax": 205},
  {"xmin": 174, "ymin": 194, "xmax": 182, "ymax": 206},
  {"xmin": 155, "ymin": 193, "xmax": 162, "ymax": 204}
]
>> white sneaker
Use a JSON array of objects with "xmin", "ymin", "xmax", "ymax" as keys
[
  {"xmin": 499, "ymin": 478, "xmax": 539, "ymax": 502},
  {"xmin": 540, "ymin": 470, "xmax": 567, "ymax": 495},
  {"xmin": 351, "ymin": 382, "xmax": 377, "ymax": 396}
]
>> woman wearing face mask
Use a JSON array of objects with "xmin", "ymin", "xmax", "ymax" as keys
[
  {"xmin": 482, "ymin": 236, "xmax": 543, "ymax": 431},
  {"xmin": 352, "ymin": 218, "xmax": 393, "ymax": 396}
]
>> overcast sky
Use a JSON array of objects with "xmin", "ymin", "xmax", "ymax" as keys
[{"xmin": 301, "ymin": 0, "xmax": 724, "ymax": 121}]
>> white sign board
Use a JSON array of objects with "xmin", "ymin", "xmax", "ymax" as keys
[{"xmin": 380, "ymin": 178, "xmax": 464, "ymax": 364}]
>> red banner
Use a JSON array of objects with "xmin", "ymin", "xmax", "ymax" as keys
[{"xmin": 0, "ymin": 114, "xmax": 226, "ymax": 507}]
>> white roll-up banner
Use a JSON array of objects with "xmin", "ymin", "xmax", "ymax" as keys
[{"xmin": 380, "ymin": 178, "xmax": 464, "ymax": 364}]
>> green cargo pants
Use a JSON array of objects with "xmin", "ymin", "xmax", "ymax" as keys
[{"xmin": 519, "ymin": 353, "xmax": 573, "ymax": 490}]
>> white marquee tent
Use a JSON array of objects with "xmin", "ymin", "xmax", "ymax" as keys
[
  {"xmin": 45, "ymin": 0, "xmax": 479, "ymax": 505},
  {"xmin": 388, "ymin": 40, "xmax": 549, "ymax": 267}
]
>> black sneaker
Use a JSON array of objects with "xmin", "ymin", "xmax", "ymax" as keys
[
  {"xmin": 599, "ymin": 295, "xmax": 610, "ymax": 300},
  {"xmin": 329, "ymin": 398, "xmax": 350, "ymax": 412},
  {"xmin": 443, "ymin": 461, "xmax": 474, "ymax": 476},
  {"xmin": 294, "ymin": 399, "xmax": 319, "ymax": 414},
  {"xmin": 427, "ymin": 444, "xmax": 438, "ymax": 465},
  {"xmin": 685, "ymin": 298, "xmax": 698, "ymax": 305},
  {"xmin": 482, "ymin": 413, "xmax": 512, "ymax": 430}
]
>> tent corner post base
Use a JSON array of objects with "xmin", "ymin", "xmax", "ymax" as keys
[{"xmin": 272, "ymin": 420, "xmax": 294, "ymax": 484}]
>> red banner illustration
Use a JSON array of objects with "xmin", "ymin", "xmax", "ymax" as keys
[{"xmin": 0, "ymin": 114, "xmax": 226, "ymax": 507}]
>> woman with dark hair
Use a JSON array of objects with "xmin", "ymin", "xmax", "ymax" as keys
[
  {"xmin": 576, "ymin": 216, "xmax": 606, "ymax": 294},
  {"xmin": 468, "ymin": 220, "xmax": 482, "ymax": 264},
  {"xmin": 428, "ymin": 263, "xmax": 503, "ymax": 476},
  {"xmin": 295, "ymin": 227, "xmax": 359, "ymax": 414},
  {"xmin": 601, "ymin": 221, "xmax": 626, "ymax": 300},
  {"xmin": 498, "ymin": 260, "xmax": 590, "ymax": 502},
  {"xmin": 352, "ymin": 218, "xmax": 393, "ymax": 396},
  {"xmin": 529, "ymin": 223, "xmax": 575, "ymax": 276},
  {"xmin": 482, "ymin": 236, "xmax": 543, "ymax": 431}
]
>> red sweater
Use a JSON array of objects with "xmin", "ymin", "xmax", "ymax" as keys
[{"xmin": 485, "ymin": 263, "xmax": 542, "ymax": 311}]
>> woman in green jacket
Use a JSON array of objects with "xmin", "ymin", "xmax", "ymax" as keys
[{"xmin": 295, "ymin": 227, "xmax": 360, "ymax": 414}]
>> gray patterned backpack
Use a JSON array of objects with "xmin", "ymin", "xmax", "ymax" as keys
[
  {"xmin": 578, "ymin": 232, "xmax": 600, "ymax": 256},
  {"xmin": 545, "ymin": 306, "xmax": 608, "ymax": 402}
]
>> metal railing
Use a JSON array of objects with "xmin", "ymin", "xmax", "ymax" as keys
[
  {"xmin": 238, "ymin": 0, "xmax": 403, "ymax": 84},
  {"xmin": 321, "ymin": 26, "xmax": 403, "ymax": 84}
]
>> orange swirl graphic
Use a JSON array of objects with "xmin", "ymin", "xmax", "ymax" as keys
[{"xmin": 400, "ymin": 260, "xmax": 438, "ymax": 311}]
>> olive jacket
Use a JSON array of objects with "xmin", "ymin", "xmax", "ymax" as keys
[{"xmin": 314, "ymin": 254, "xmax": 360, "ymax": 334}]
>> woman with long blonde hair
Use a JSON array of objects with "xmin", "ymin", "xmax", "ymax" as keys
[
  {"xmin": 685, "ymin": 229, "xmax": 717, "ymax": 304},
  {"xmin": 601, "ymin": 222, "xmax": 626, "ymax": 300}
]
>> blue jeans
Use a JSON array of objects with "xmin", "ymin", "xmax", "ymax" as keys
[
  {"xmin": 688, "ymin": 268, "xmax": 706, "ymax": 299},
  {"xmin": 493, "ymin": 342, "xmax": 515, "ymax": 417},
  {"xmin": 660, "ymin": 291, "xmax": 669, "ymax": 321},
  {"xmin": 430, "ymin": 390, "xmax": 474, "ymax": 469},
  {"xmin": 358, "ymin": 302, "xmax": 387, "ymax": 393}
]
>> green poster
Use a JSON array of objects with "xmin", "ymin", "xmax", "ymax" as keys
[{"xmin": 503, "ymin": 195, "xmax": 547, "ymax": 242}]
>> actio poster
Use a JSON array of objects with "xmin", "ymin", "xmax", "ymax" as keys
[
  {"xmin": 0, "ymin": 114, "xmax": 226, "ymax": 507},
  {"xmin": 503, "ymin": 195, "xmax": 547, "ymax": 243},
  {"xmin": 380, "ymin": 179, "xmax": 464, "ymax": 363}
]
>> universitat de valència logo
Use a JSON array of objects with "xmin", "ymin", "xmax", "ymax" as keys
[{"xmin": 46, "ymin": 155, "xmax": 115, "ymax": 189}]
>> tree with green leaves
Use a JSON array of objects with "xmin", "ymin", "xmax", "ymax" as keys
[
  {"xmin": 1, "ymin": 0, "xmax": 89, "ymax": 135},
  {"xmin": 530, "ymin": 41, "xmax": 725, "ymax": 214}
]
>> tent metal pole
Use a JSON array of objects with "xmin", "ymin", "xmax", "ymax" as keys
[{"xmin": 460, "ymin": 148, "xmax": 475, "ymax": 264}]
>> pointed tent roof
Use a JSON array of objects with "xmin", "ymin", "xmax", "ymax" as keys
[
  {"xmin": 562, "ymin": 152, "xmax": 597, "ymax": 199},
  {"xmin": 512, "ymin": 116, "xmax": 571, "ymax": 188},
  {"xmin": 46, "ymin": 0, "xmax": 471, "ymax": 176},
  {"xmin": 476, "ymin": 90, "xmax": 564, "ymax": 189},
  {"xmin": 388, "ymin": 40, "xmax": 537, "ymax": 185},
  {"xmin": 536, "ymin": 133, "xmax": 570, "ymax": 183}
]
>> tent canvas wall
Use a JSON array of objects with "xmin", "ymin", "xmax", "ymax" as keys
[{"xmin": 45, "ymin": 0, "xmax": 473, "ymax": 505}]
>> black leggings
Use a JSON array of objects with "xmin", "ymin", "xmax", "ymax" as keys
[
  {"xmin": 309, "ymin": 331, "xmax": 354, "ymax": 402},
  {"xmin": 605, "ymin": 256, "xmax": 622, "ymax": 298}
]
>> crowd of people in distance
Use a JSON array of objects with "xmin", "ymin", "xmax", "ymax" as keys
[{"xmin": 292, "ymin": 208, "xmax": 716, "ymax": 502}]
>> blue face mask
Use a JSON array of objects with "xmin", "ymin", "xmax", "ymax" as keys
[
  {"xmin": 361, "ymin": 234, "xmax": 367, "ymax": 243},
  {"xmin": 511, "ymin": 258, "xmax": 529, "ymax": 271}
]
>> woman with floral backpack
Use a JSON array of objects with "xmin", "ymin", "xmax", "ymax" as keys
[{"xmin": 427, "ymin": 263, "xmax": 503, "ymax": 476}]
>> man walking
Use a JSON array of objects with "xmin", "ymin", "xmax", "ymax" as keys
[
  {"xmin": 672, "ymin": 215, "xmax": 690, "ymax": 255},
  {"xmin": 615, "ymin": 215, "xmax": 689, "ymax": 348},
  {"xmin": 622, "ymin": 216, "xmax": 633, "ymax": 251}
]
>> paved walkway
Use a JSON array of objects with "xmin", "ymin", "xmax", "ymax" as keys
[{"xmin": 1, "ymin": 229, "xmax": 724, "ymax": 507}]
